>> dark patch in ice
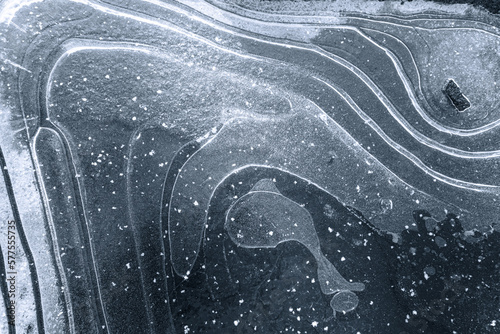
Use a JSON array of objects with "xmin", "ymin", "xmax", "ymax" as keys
[
  {"xmin": 443, "ymin": 79, "xmax": 471, "ymax": 112},
  {"xmin": 394, "ymin": 210, "xmax": 500, "ymax": 334},
  {"xmin": 168, "ymin": 166, "xmax": 404, "ymax": 333}
]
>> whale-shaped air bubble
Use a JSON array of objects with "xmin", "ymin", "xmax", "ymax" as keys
[{"xmin": 225, "ymin": 179, "xmax": 364, "ymax": 313}]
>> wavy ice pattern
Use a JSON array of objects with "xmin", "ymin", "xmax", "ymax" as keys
[{"xmin": 0, "ymin": 0, "xmax": 500, "ymax": 332}]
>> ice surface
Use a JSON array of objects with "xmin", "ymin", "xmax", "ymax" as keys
[{"xmin": 1, "ymin": 0, "xmax": 500, "ymax": 332}]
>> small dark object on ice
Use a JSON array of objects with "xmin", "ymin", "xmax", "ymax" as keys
[{"xmin": 443, "ymin": 79, "xmax": 471, "ymax": 112}]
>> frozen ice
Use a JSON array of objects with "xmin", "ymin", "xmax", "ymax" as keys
[{"xmin": 1, "ymin": 0, "xmax": 500, "ymax": 332}]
